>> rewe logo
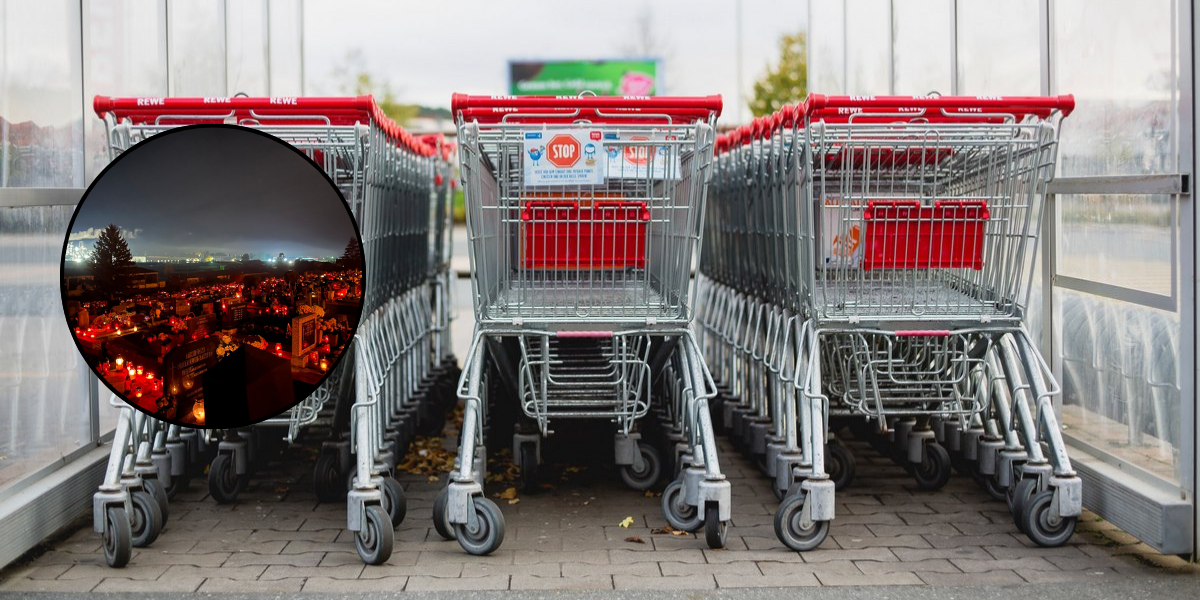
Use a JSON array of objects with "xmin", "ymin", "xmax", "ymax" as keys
[
  {"xmin": 624, "ymin": 136, "xmax": 653, "ymax": 166},
  {"xmin": 547, "ymin": 134, "xmax": 580, "ymax": 168}
]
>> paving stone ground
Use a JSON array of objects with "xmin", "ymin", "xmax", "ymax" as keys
[{"xmin": 1, "ymin": 427, "xmax": 1196, "ymax": 593}]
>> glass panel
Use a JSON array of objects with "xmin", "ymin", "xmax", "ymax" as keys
[
  {"xmin": 168, "ymin": 0, "xmax": 225, "ymax": 96},
  {"xmin": 1053, "ymin": 0, "xmax": 1175, "ymax": 176},
  {"xmin": 808, "ymin": 0, "xmax": 845, "ymax": 94},
  {"xmin": 226, "ymin": 0, "xmax": 268, "ymax": 96},
  {"xmin": 83, "ymin": 0, "xmax": 168, "ymax": 183},
  {"xmin": 1057, "ymin": 194, "xmax": 1173, "ymax": 297},
  {"xmin": 267, "ymin": 0, "xmax": 303, "ymax": 95},
  {"xmin": 0, "ymin": 205, "xmax": 93, "ymax": 492},
  {"xmin": 0, "ymin": 0, "xmax": 85, "ymax": 187},
  {"xmin": 892, "ymin": 0, "xmax": 951, "ymax": 95},
  {"xmin": 1057, "ymin": 289, "xmax": 1181, "ymax": 486},
  {"xmin": 955, "ymin": 0, "xmax": 1040, "ymax": 95},
  {"xmin": 844, "ymin": 0, "xmax": 889, "ymax": 94}
]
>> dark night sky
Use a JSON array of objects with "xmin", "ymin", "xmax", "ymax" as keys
[{"xmin": 71, "ymin": 127, "xmax": 358, "ymax": 260}]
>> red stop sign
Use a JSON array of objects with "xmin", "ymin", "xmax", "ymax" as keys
[
  {"xmin": 624, "ymin": 136, "xmax": 654, "ymax": 166},
  {"xmin": 546, "ymin": 134, "xmax": 581, "ymax": 168}
]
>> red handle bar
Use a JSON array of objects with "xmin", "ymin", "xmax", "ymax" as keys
[{"xmin": 451, "ymin": 93, "xmax": 723, "ymax": 117}]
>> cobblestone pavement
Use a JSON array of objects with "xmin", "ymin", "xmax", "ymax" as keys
[{"xmin": 1, "ymin": 427, "xmax": 1196, "ymax": 593}]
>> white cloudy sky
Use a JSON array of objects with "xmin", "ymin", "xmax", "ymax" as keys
[{"xmin": 302, "ymin": 0, "xmax": 809, "ymax": 124}]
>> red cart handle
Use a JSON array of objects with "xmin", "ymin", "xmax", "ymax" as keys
[
  {"xmin": 805, "ymin": 94, "xmax": 1075, "ymax": 117},
  {"xmin": 93, "ymin": 95, "xmax": 438, "ymax": 157},
  {"xmin": 451, "ymin": 93, "xmax": 723, "ymax": 117},
  {"xmin": 457, "ymin": 106, "xmax": 715, "ymax": 125}
]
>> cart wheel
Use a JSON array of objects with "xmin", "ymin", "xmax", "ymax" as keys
[
  {"xmin": 619, "ymin": 442, "xmax": 662, "ymax": 491},
  {"xmin": 772, "ymin": 484, "xmax": 787, "ymax": 502},
  {"xmin": 704, "ymin": 503, "xmax": 728, "ymax": 549},
  {"xmin": 981, "ymin": 473, "xmax": 1007, "ymax": 501},
  {"xmin": 354, "ymin": 505, "xmax": 394, "ymax": 565},
  {"xmin": 142, "ymin": 477, "xmax": 169, "ymax": 526},
  {"xmin": 1022, "ymin": 489, "xmax": 1077, "ymax": 547},
  {"xmin": 825, "ymin": 443, "xmax": 856, "ymax": 491},
  {"xmin": 207, "ymin": 453, "xmax": 247, "ymax": 504},
  {"xmin": 455, "ymin": 497, "xmax": 505, "ymax": 556},
  {"xmin": 313, "ymin": 453, "xmax": 345, "ymax": 503},
  {"xmin": 381, "ymin": 477, "xmax": 407, "ymax": 528},
  {"xmin": 912, "ymin": 443, "xmax": 952, "ymax": 491},
  {"xmin": 129, "ymin": 490, "xmax": 163, "ymax": 548},
  {"xmin": 102, "ymin": 506, "xmax": 132, "ymax": 568},
  {"xmin": 518, "ymin": 442, "xmax": 539, "ymax": 493},
  {"xmin": 165, "ymin": 471, "xmax": 190, "ymax": 500},
  {"xmin": 774, "ymin": 491, "xmax": 830, "ymax": 552},
  {"xmin": 432, "ymin": 487, "xmax": 456, "ymax": 540},
  {"xmin": 661, "ymin": 479, "xmax": 701, "ymax": 532},
  {"xmin": 1008, "ymin": 478, "xmax": 1039, "ymax": 533}
]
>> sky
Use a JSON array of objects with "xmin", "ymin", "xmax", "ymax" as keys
[
  {"xmin": 302, "ymin": 0, "xmax": 809, "ymax": 124},
  {"xmin": 70, "ymin": 126, "xmax": 357, "ymax": 260}
]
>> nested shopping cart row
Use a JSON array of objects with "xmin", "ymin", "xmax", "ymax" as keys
[
  {"xmin": 698, "ymin": 94, "xmax": 1084, "ymax": 551},
  {"xmin": 89, "ymin": 95, "xmax": 458, "ymax": 567}
]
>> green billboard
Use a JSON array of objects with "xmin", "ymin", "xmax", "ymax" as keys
[{"xmin": 508, "ymin": 59, "xmax": 659, "ymax": 96}]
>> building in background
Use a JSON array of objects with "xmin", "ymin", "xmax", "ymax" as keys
[{"xmin": 807, "ymin": 0, "xmax": 1195, "ymax": 560}]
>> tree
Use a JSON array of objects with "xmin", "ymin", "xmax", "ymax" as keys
[
  {"xmin": 87, "ymin": 223, "xmax": 135, "ymax": 297},
  {"xmin": 339, "ymin": 238, "xmax": 364, "ymax": 269},
  {"xmin": 749, "ymin": 31, "xmax": 807, "ymax": 118},
  {"xmin": 333, "ymin": 49, "xmax": 419, "ymax": 125},
  {"xmin": 241, "ymin": 253, "xmax": 250, "ymax": 262},
  {"xmin": 619, "ymin": 6, "xmax": 672, "ymax": 61},
  {"xmin": 277, "ymin": 253, "xmax": 286, "ymax": 264}
]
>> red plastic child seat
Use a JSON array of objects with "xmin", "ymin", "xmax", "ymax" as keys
[
  {"xmin": 862, "ymin": 200, "xmax": 990, "ymax": 270},
  {"xmin": 521, "ymin": 200, "xmax": 650, "ymax": 269}
]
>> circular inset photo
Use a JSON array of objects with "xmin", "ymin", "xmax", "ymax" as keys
[{"xmin": 61, "ymin": 125, "xmax": 364, "ymax": 428}]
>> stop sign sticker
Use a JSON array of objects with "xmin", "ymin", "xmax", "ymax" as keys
[
  {"xmin": 624, "ymin": 136, "xmax": 653, "ymax": 166},
  {"xmin": 547, "ymin": 134, "xmax": 581, "ymax": 168},
  {"xmin": 523, "ymin": 129, "xmax": 605, "ymax": 186}
]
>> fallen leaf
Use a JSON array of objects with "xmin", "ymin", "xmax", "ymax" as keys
[
  {"xmin": 507, "ymin": 498, "xmax": 520, "ymax": 505},
  {"xmin": 427, "ymin": 475, "xmax": 439, "ymax": 483},
  {"xmin": 497, "ymin": 487, "xmax": 518, "ymax": 500},
  {"xmin": 619, "ymin": 516, "xmax": 635, "ymax": 528},
  {"xmin": 274, "ymin": 486, "xmax": 288, "ymax": 493},
  {"xmin": 624, "ymin": 536, "xmax": 646, "ymax": 544}
]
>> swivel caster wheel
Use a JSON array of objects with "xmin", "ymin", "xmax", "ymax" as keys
[
  {"xmin": 207, "ymin": 454, "xmax": 248, "ymax": 504},
  {"xmin": 661, "ymin": 479, "xmax": 701, "ymax": 532},
  {"xmin": 912, "ymin": 443, "xmax": 952, "ymax": 491},
  {"xmin": 381, "ymin": 477, "xmax": 407, "ymax": 528},
  {"xmin": 518, "ymin": 442, "xmax": 539, "ymax": 493},
  {"xmin": 130, "ymin": 490, "xmax": 163, "ymax": 548},
  {"xmin": 101, "ymin": 506, "xmax": 132, "ymax": 568},
  {"xmin": 619, "ymin": 442, "xmax": 662, "ymax": 491},
  {"xmin": 1008, "ymin": 478, "xmax": 1039, "ymax": 533},
  {"xmin": 1022, "ymin": 489, "xmax": 1077, "ymax": 547},
  {"xmin": 773, "ymin": 490, "xmax": 830, "ymax": 552},
  {"xmin": 704, "ymin": 503, "xmax": 728, "ymax": 549},
  {"xmin": 432, "ymin": 487, "xmax": 456, "ymax": 540},
  {"xmin": 141, "ymin": 477, "xmax": 170, "ymax": 526},
  {"xmin": 455, "ymin": 497, "xmax": 505, "ymax": 556},
  {"xmin": 825, "ymin": 443, "xmax": 856, "ymax": 491},
  {"xmin": 313, "ymin": 453, "xmax": 345, "ymax": 503},
  {"xmin": 354, "ymin": 505, "xmax": 394, "ymax": 565},
  {"xmin": 165, "ymin": 471, "xmax": 190, "ymax": 500}
]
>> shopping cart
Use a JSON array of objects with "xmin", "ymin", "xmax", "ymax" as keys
[
  {"xmin": 91, "ymin": 95, "xmax": 454, "ymax": 566},
  {"xmin": 440, "ymin": 93, "xmax": 730, "ymax": 555},
  {"xmin": 701, "ymin": 94, "xmax": 1082, "ymax": 551}
]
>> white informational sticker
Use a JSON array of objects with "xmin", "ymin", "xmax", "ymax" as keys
[
  {"xmin": 523, "ymin": 129, "xmax": 606, "ymax": 186},
  {"xmin": 602, "ymin": 131, "xmax": 682, "ymax": 180}
]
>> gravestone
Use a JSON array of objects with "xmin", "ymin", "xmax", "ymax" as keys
[
  {"xmin": 175, "ymin": 301, "xmax": 189, "ymax": 316},
  {"xmin": 202, "ymin": 345, "xmax": 293, "ymax": 427},
  {"xmin": 290, "ymin": 313, "xmax": 320, "ymax": 368},
  {"xmin": 222, "ymin": 297, "xmax": 247, "ymax": 328},
  {"xmin": 164, "ymin": 336, "xmax": 220, "ymax": 423},
  {"xmin": 186, "ymin": 313, "xmax": 218, "ymax": 341}
]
